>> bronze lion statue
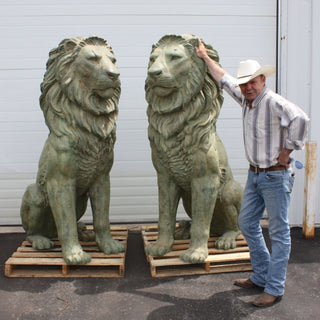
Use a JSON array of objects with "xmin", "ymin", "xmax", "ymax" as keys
[
  {"xmin": 145, "ymin": 34, "xmax": 243, "ymax": 263},
  {"xmin": 20, "ymin": 36, "xmax": 124, "ymax": 264}
]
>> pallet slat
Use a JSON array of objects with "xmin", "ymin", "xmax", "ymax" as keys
[
  {"xmin": 5, "ymin": 226, "xmax": 128, "ymax": 278},
  {"xmin": 6, "ymin": 257, "xmax": 125, "ymax": 266},
  {"xmin": 141, "ymin": 224, "xmax": 252, "ymax": 277}
]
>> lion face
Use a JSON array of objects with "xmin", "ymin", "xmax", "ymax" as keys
[
  {"xmin": 60, "ymin": 41, "xmax": 120, "ymax": 116},
  {"xmin": 40, "ymin": 36, "xmax": 121, "ymax": 139},
  {"xmin": 145, "ymin": 35, "xmax": 206, "ymax": 114},
  {"xmin": 71, "ymin": 44, "xmax": 120, "ymax": 101}
]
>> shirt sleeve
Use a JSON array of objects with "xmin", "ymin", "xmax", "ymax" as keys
[
  {"xmin": 285, "ymin": 109, "xmax": 309, "ymax": 150},
  {"xmin": 276, "ymin": 99, "xmax": 310, "ymax": 150},
  {"xmin": 220, "ymin": 74, "xmax": 244, "ymax": 106}
]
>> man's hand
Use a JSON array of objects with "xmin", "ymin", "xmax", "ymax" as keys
[
  {"xmin": 277, "ymin": 148, "xmax": 293, "ymax": 167},
  {"xmin": 195, "ymin": 37, "xmax": 226, "ymax": 83},
  {"xmin": 196, "ymin": 37, "xmax": 209, "ymax": 60}
]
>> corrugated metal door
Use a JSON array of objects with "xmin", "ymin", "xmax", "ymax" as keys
[{"xmin": 0, "ymin": 0, "xmax": 277, "ymax": 224}]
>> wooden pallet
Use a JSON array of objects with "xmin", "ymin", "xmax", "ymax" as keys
[
  {"xmin": 5, "ymin": 225, "xmax": 128, "ymax": 278},
  {"xmin": 142, "ymin": 225, "xmax": 252, "ymax": 277}
]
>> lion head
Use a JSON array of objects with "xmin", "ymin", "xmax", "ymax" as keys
[
  {"xmin": 146, "ymin": 34, "xmax": 224, "ymax": 151},
  {"xmin": 145, "ymin": 34, "xmax": 222, "ymax": 115},
  {"xmin": 40, "ymin": 36, "xmax": 121, "ymax": 140}
]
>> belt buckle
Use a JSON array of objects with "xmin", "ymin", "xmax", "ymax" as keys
[{"xmin": 251, "ymin": 165, "xmax": 259, "ymax": 174}]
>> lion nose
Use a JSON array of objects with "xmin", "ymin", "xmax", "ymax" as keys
[
  {"xmin": 148, "ymin": 69, "xmax": 162, "ymax": 77},
  {"xmin": 107, "ymin": 71, "xmax": 119, "ymax": 80}
]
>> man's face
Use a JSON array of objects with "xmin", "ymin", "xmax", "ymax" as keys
[{"xmin": 239, "ymin": 75, "xmax": 266, "ymax": 102}]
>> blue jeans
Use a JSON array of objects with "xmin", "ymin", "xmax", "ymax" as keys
[{"xmin": 238, "ymin": 168, "xmax": 295, "ymax": 296}]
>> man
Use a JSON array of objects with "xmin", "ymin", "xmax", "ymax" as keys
[{"xmin": 196, "ymin": 38, "xmax": 309, "ymax": 307}]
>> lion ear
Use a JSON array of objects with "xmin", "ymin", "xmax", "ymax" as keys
[
  {"xmin": 186, "ymin": 37, "xmax": 199, "ymax": 48},
  {"xmin": 64, "ymin": 39, "xmax": 78, "ymax": 52}
]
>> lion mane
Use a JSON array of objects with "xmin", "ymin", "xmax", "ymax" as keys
[
  {"xmin": 39, "ymin": 36, "xmax": 121, "ymax": 153},
  {"xmin": 36, "ymin": 36, "xmax": 121, "ymax": 190},
  {"xmin": 146, "ymin": 34, "xmax": 224, "ymax": 184}
]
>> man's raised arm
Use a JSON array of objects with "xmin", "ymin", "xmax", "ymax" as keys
[{"xmin": 196, "ymin": 38, "xmax": 226, "ymax": 83}]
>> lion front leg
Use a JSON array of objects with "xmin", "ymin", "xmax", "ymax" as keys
[
  {"xmin": 46, "ymin": 177, "xmax": 91, "ymax": 265},
  {"xmin": 145, "ymin": 174, "xmax": 181, "ymax": 256},
  {"xmin": 90, "ymin": 173, "xmax": 125, "ymax": 255},
  {"xmin": 180, "ymin": 175, "xmax": 219, "ymax": 263}
]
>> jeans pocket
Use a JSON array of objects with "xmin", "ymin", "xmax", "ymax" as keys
[
  {"xmin": 287, "ymin": 172, "xmax": 295, "ymax": 193},
  {"xmin": 265, "ymin": 171, "xmax": 283, "ymax": 181}
]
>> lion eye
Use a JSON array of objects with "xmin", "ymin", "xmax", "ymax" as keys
[
  {"xmin": 110, "ymin": 57, "xmax": 117, "ymax": 64},
  {"xmin": 169, "ymin": 54, "xmax": 182, "ymax": 61},
  {"xmin": 87, "ymin": 55, "xmax": 101, "ymax": 63}
]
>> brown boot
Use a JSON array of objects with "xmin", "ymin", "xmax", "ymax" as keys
[
  {"xmin": 252, "ymin": 292, "xmax": 282, "ymax": 307},
  {"xmin": 234, "ymin": 278, "xmax": 263, "ymax": 289}
]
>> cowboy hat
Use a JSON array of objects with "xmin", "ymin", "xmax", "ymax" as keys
[{"xmin": 236, "ymin": 59, "xmax": 276, "ymax": 85}]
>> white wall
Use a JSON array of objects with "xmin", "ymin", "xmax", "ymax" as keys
[
  {"xmin": 279, "ymin": 0, "xmax": 320, "ymax": 226},
  {"xmin": 0, "ymin": 0, "xmax": 280, "ymax": 224}
]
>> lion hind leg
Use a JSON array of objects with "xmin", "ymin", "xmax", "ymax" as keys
[
  {"xmin": 77, "ymin": 222, "xmax": 95, "ymax": 242},
  {"xmin": 212, "ymin": 179, "xmax": 242, "ymax": 250},
  {"xmin": 21, "ymin": 184, "xmax": 57, "ymax": 248},
  {"xmin": 215, "ymin": 230, "xmax": 240, "ymax": 250},
  {"xmin": 27, "ymin": 235, "xmax": 54, "ymax": 250},
  {"xmin": 212, "ymin": 203, "xmax": 240, "ymax": 250},
  {"xmin": 174, "ymin": 220, "xmax": 191, "ymax": 240}
]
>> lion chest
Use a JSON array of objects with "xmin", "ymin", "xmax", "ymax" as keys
[
  {"xmin": 152, "ymin": 133, "xmax": 196, "ymax": 189},
  {"xmin": 76, "ymin": 152, "xmax": 110, "ymax": 186},
  {"xmin": 37, "ymin": 134, "xmax": 114, "ymax": 193},
  {"xmin": 75, "ymin": 139, "xmax": 114, "ymax": 188}
]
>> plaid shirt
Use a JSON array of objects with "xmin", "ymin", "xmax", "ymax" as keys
[{"xmin": 220, "ymin": 74, "xmax": 310, "ymax": 168}]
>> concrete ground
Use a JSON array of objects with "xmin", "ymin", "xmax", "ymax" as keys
[{"xmin": 0, "ymin": 226, "xmax": 319, "ymax": 320}]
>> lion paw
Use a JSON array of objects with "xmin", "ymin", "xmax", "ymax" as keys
[
  {"xmin": 63, "ymin": 245, "xmax": 92, "ymax": 265},
  {"xmin": 145, "ymin": 241, "xmax": 172, "ymax": 257},
  {"xmin": 27, "ymin": 235, "xmax": 54, "ymax": 250},
  {"xmin": 174, "ymin": 220, "xmax": 191, "ymax": 240},
  {"xmin": 77, "ymin": 222, "xmax": 95, "ymax": 242},
  {"xmin": 97, "ymin": 238, "xmax": 125, "ymax": 255},
  {"xmin": 215, "ymin": 231, "xmax": 240, "ymax": 250},
  {"xmin": 180, "ymin": 246, "xmax": 208, "ymax": 263}
]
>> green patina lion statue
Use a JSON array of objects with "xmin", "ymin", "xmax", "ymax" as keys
[
  {"xmin": 145, "ymin": 34, "xmax": 243, "ymax": 263},
  {"xmin": 20, "ymin": 36, "xmax": 124, "ymax": 264}
]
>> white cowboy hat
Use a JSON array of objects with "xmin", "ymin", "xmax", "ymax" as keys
[{"xmin": 236, "ymin": 59, "xmax": 276, "ymax": 85}]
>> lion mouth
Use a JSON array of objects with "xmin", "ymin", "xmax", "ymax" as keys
[
  {"xmin": 95, "ymin": 88, "xmax": 115, "ymax": 99},
  {"xmin": 150, "ymin": 85, "xmax": 177, "ymax": 97},
  {"xmin": 93, "ymin": 82, "xmax": 120, "ymax": 98}
]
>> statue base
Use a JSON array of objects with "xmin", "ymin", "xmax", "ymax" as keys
[
  {"xmin": 142, "ymin": 224, "xmax": 252, "ymax": 278},
  {"xmin": 5, "ymin": 225, "xmax": 128, "ymax": 278}
]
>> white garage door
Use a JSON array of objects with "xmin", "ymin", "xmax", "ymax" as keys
[{"xmin": 0, "ymin": 0, "xmax": 277, "ymax": 224}]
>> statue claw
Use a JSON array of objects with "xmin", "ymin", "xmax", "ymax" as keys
[
  {"xmin": 215, "ymin": 231, "xmax": 240, "ymax": 250},
  {"xmin": 27, "ymin": 235, "xmax": 54, "ymax": 250},
  {"xmin": 145, "ymin": 240, "xmax": 172, "ymax": 257},
  {"xmin": 180, "ymin": 246, "xmax": 208, "ymax": 263},
  {"xmin": 63, "ymin": 245, "xmax": 92, "ymax": 265},
  {"xmin": 96, "ymin": 237, "xmax": 125, "ymax": 255}
]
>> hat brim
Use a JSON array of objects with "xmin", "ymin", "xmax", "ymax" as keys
[{"xmin": 237, "ymin": 65, "xmax": 276, "ymax": 85}]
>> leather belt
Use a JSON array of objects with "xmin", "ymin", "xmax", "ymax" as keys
[{"xmin": 249, "ymin": 164, "xmax": 286, "ymax": 173}]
